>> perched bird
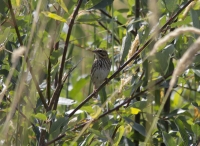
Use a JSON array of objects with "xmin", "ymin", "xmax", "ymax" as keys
[{"xmin": 91, "ymin": 49, "xmax": 111, "ymax": 98}]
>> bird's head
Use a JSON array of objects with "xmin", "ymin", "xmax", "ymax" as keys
[{"xmin": 92, "ymin": 49, "xmax": 109, "ymax": 59}]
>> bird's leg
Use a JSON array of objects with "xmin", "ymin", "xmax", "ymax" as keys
[
  {"xmin": 93, "ymin": 87, "xmax": 98, "ymax": 98},
  {"xmin": 93, "ymin": 88, "xmax": 97, "ymax": 93}
]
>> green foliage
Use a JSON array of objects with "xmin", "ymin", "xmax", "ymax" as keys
[{"xmin": 0, "ymin": 0, "xmax": 200, "ymax": 145}]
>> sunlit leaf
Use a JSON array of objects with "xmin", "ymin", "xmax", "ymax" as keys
[
  {"xmin": 114, "ymin": 125, "xmax": 125, "ymax": 146},
  {"xmin": 57, "ymin": 0, "xmax": 69, "ymax": 13},
  {"xmin": 191, "ymin": 124, "xmax": 200, "ymax": 138},
  {"xmin": 16, "ymin": 0, "xmax": 20, "ymax": 6},
  {"xmin": 42, "ymin": 11, "xmax": 66, "ymax": 22},
  {"xmin": 128, "ymin": 107, "xmax": 141, "ymax": 115},
  {"xmin": 34, "ymin": 113, "xmax": 47, "ymax": 121}
]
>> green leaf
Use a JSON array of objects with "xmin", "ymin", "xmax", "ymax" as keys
[
  {"xmin": 81, "ymin": 134, "xmax": 95, "ymax": 145},
  {"xmin": 191, "ymin": 124, "xmax": 200, "ymax": 138},
  {"xmin": 124, "ymin": 117, "xmax": 146, "ymax": 136},
  {"xmin": 76, "ymin": 13, "xmax": 101, "ymax": 22},
  {"xmin": 132, "ymin": 101, "xmax": 148, "ymax": 110},
  {"xmin": 114, "ymin": 125, "xmax": 125, "ymax": 146},
  {"xmin": 69, "ymin": 75, "xmax": 89, "ymax": 100},
  {"xmin": 132, "ymin": 122, "xmax": 146, "ymax": 137},
  {"xmin": 0, "ymin": 1, "xmax": 7, "ymax": 14},
  {"xmin": 171, "ymin": 17, "xmax": 191, "ymax": 27},
  {"xmin": 190, "ymin": 10, "xmax": 200, "ymax": 38},
  {"xmin": 162, "ymin": 131, "xmax": 176, "ymax": 146},
  {"xmin": 175, "ymin": 118, "xmax": 189, "ymax": 146},
  {"xmin": 42, "ymin": 11, "xmax": 66, "ymax": 22},
  {"xmin": 86, "ymin": 0, "xmax": 114, "ymax": 10},
  {"xmin": 128, "ymin": 107, "xmax": 141, "ymax": 115},
  {"xmin": 89, "ymin": 128, "xmax": 105, "ymax": 138},
  {"xmin": 130, "ymin": 80, "xmax": 143, "ymax": 95},
  {"xmin": 151, "ymin": 44, "xmax": 175, "ymax": 75},
  {"xmin": 99, "ymin": 86, "xmax": 107, "ymax": 103},
  {"xmin": 50, "ymin": 50, "xmax": 62, "ymax": 64},
  {"xmin": 138, "ymin": 25, "xmax": 150, "ymax": 45},
  {"xmin": 191, "ymin": 101, "xmax": 199, "ymax": 108},
  {"xmin": 163, "ymin": 0, "xmax": 178, "ymax": 12},
  {"xmin": 120, "ymin": 32, "xmax": 132, "ymax": 65},
  {"xmin": 159, "ymin": 15, "xmax": 167, "ymax": 28},
  {"xmin": 34, "ymin": 113, "xmax": 47, "ymax": 121},
  {"xmin": 49, "ymin": 117, "xmax": 69, "ymax": 134},
  {"xmin": 0, "ymin": 27, "xmax": 11, "ymax": 44},
  {"xmin": 57, "ymin": 0, "xmax": 69, "ymax": 13}
]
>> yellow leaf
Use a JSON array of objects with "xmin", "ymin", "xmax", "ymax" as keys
[
  {"xmin": 16, "ymin": 0, "xmax": 20, "ymax": 6},
  {"xmin": 129, "ymin": 107, "xmax": 141, "ymax": 115},
  {"xmin": 57, "ymin": 0, "xmax": 69, "ymax": 13},
  {"xmin": 42, "ymin": 11, "xmax": 66, "ymax": 22}
]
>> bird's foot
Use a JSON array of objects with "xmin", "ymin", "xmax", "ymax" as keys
[{"xmin": 93, "ymin": 89, "xmax": 98, "ymax": 98}]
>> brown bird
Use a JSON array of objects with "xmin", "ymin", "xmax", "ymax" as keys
[{"xmin": 91, "ymin": 49, "xmax": 111, "ymax": 98}]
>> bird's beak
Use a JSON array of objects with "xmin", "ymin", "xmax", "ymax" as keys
[{"xmin": 92, "ymin": 50, "xmax": 97, "ymax": 53}]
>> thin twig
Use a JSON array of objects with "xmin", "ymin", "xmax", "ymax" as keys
[
  {"xmin": 8, "ymin": 0, "xmax": 23, "ymax": 45},
  {"xmin": 52, "ymin": 59, "xmax": 82, "ymax": 110},
  {"xmin": 45, "ymin": 121, "xmax": 89, "ymax": 145},
  {"xmin": 99, "ymin": 9, "xmax": 137, "ymax": 36},
  {"xmin": 47, "ymin": 59, "xmax": 51, "ymax": 104},
  {"xmin": 98, "ymin": 21, "xmax": 120, "ymax": 44},
  {"xmin": 111, "ymin": 125, "xmax": 120, "ymax": 139},
  {"xmin": 49, "ymin": 0, "xmax": 83, "ymax": 110}
]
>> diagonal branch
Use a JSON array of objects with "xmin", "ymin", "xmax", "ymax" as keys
[
  {"xmin": 67, "ymin": 0, "xmax": 194, "ymax": 118},
  {"xmin": 58, "ymin": 0, "xmax": 83, "ymax": 83},
  {"xmin": 99, "ymin": 9, "xmax": 137, "ymax": 36}
]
